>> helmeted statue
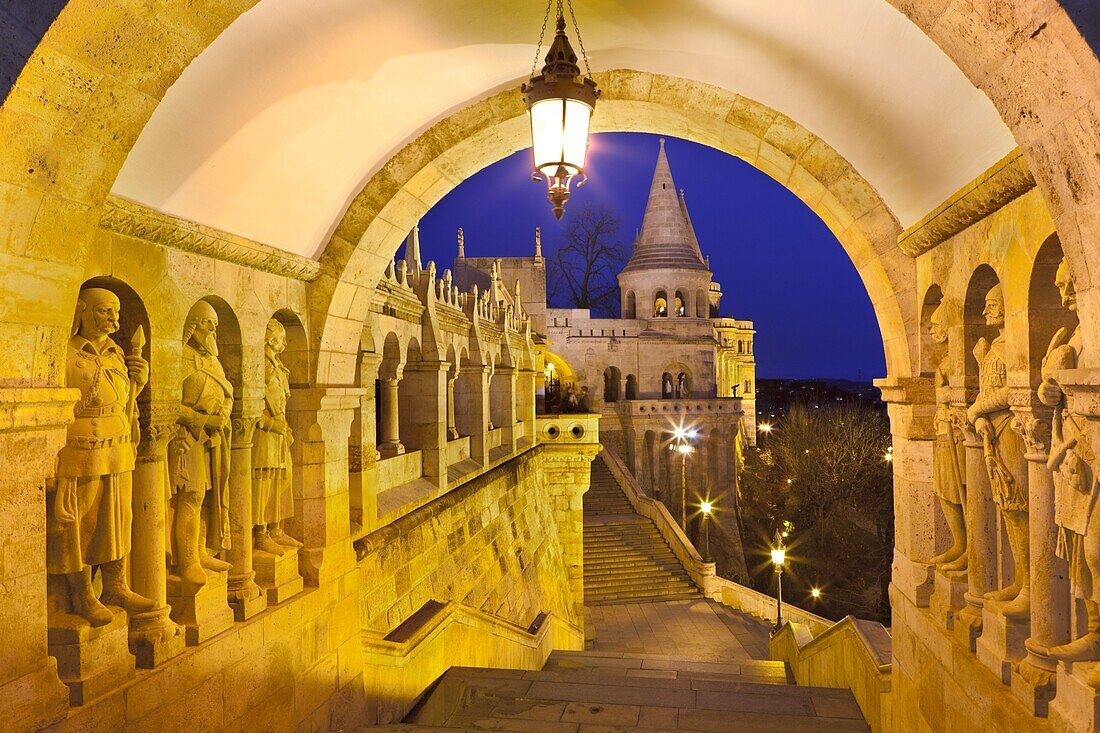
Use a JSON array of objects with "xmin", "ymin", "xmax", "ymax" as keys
[
  {"xmin": 252, "ymin": 319, "xmax": 302, "ymax": 556},
  {"xmin": 48, "ymin": 288, "xmax": 156, "ymax": 625},
  {"xmin": 929, "ymin": 304, "xmax": 967, "ymax": 573},
  {"xmin": 168, "ymin": 300, "xmax": 233, "ymax": 591},
  {"xmin": 1037, "ymin": 259, "xmax": 1100, "ymax": 665},
  {"xmin": 967, "ymin": 283, "xmax": 1030, "ymax": 617}
]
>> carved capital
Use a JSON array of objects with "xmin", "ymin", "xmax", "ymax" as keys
[
  {"xmin": 137, "ymin": 402, "xmax": 180, "ymax": 463},
  {"xmin": 1011, "ymin": 414, "xmax": 1051, "ymax": 461},
  {"xmin": 231, "ymin": 415, "xmax": 262, "ymax": 449}
]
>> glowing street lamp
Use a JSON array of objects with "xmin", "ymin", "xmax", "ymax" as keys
[
  {"xmin": 811, "ymin": 587, "xmax": 822, "ymax": 600},
  {"xmin": 700, "ymin": 501, "xmax": 713, "ymax": 563},
  {"xmin": 522, "ymin": 1, "xmax": 600, "ymax": 219},
  {"xmin": 771, "ymin": 530, "xmax": 787, "ymax": 630},
  {"xmin": 758, "ymin": 422, "xmax": 773, "ymax": 434},
  {"xmin": 669, "ymin": 426, "xmax": 695, "ymax": 530}
]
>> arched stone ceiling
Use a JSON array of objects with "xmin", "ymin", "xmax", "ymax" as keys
[{"xmin": 111, "ymin": 0, "xmax": 1016, "ymax": 257}]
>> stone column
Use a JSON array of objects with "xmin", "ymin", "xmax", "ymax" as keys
[
  {"xmin": 399, "ymin": 360, "xmax": 449, "ymax": 488},
  {"xmin": 286, "ymin": 387, "xmax": 362, "ymax": 587},
  {"xmin": 128, "ymin": 406, "xmax": 185, "ymax": 668},
  {"xmin": 958, "ymin": 418, "xmax": 998, "ymax": 650},
  {"xmin": 540, "ymin": 431, "xmax": 601, "ymax": 632},
  {"xmin": 0, "ymin": 387, "xmax": 76, "ymax": 729},
  {"xmin": 491, "ymin": 365, "xmax": 517, "ymax": 449},
  {"xmin": 515, "ymin": 367, "xmax": 537, "ymax": 445},
  {"xmin": 1011, "ymin": 409, "xmax": 1067, "ymax": 715},
  {"xmin": 446, "ymin": 372, "xmax": 459, "ymax": 440},
  {"xmin": 457, "ymin": 364, "xmax": 491, "ymax": 466},
  {"xmin": 378, "ymin": 376, "xmax": 405, "ymax": 458},
  {"xmin": 877, "ymin": 378, "xmax": 937, "ymax": 608},
  {"xmin": 351, "ymin": 353, "xmax": 382, "ymax": 534},
  {"xmin": 227, "ymin": 413, "xmax": 266, "ymax": 620}
]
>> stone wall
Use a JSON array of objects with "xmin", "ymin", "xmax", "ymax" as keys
[
  {"xmin": 356, "ymin": 446, "xmax": 583, "ymax": 633},
  {"xmin": 47, "ymin": 571, "xmax": 365, "ymax": 732}
]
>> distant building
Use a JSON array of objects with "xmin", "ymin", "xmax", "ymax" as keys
[{"xmin": 456, "ymin": 141, "xmax": 756, "ymax": 542}]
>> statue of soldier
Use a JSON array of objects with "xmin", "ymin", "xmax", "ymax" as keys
[
  {"xmin": 48, "ymin": 288, "xmax": 156, "ymax": 626},
  {"xmin": 1037, "ymin": 258, "xmax": 1100, "ymax": 665},
  {"xmin": 967, "ymin": 283, "xmax": 1030, "ymax": 617},
  {"xmin": 929, "ymin": 304, "xmax": 967, "ymax": 573},
  {"xmin": 168, "ymin": 300, "xmax": 233, "ymax": 591},
  {"xmin": 252, "ymin": 319, "xmax": 302, "ymax": 555}
]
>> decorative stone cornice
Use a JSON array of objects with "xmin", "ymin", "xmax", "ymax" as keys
[
  {"xmin": 897, "ymin": 149, "xmax": 1035, "ymax": 257},
  {"xmin": 0, "ymin": 387, "xmax": 80, "ymax": 433},
  {"xmin": 100, "ymin": 195, "xmax": 322, "ymax": 281}
]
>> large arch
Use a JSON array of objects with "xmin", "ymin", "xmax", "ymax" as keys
[
  {"xmin": 1, "ymin": 2, "xmax": 1098, "ymax": 388},
  {"xmin": 311, "ymin": 71, "xmax": 915, "ymax": 385}
]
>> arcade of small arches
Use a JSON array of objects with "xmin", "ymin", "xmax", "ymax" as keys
[{"xmin": 4, "ymin": 2, "xmax": 1100, "ymax": 733}]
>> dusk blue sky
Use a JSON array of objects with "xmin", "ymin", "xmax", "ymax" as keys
[{"xmin": 409, "ymin": 132, "xmax": 886, "ymax": 381}]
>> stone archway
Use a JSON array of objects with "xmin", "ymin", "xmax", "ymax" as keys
[
  {"xmin": 1, "ymin": 2, "xmax": 1098, "ymax": 388},
  {"xmin": 312, "ymin": 70, "xmax": 915, "ymax": 385}
]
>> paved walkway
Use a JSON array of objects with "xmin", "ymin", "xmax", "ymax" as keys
[{"xmin": 585, "ymin": 597, "xmax": 773, "ymax": 662}]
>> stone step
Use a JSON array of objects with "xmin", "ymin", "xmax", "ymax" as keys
[
  {"xmin": 585, "ymin": 584, "xmax": 698, "ymax": 599},
  {"xmin": 544, "ymin": 650, "xmax": 791, "ymax": 683},
  {"xmin": 582, "ymin": 562, "xmax": 686, "ymax": 578},
  {"xmin": 584, "ymin": 574, "xmax": 693, "ymax": 590},
  {"xmin": 585, "ymin": 587, "xmax": 700, "ymax": 604},
  {"xmin": 405, "ymin": 664, "xmax": 869, "ymax": 731}
]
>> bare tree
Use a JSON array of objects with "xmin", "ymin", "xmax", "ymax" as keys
[
  {"xmin": 547, "ymin": 203, "xmax": 627, "ymax": 317},
  {"xmin": 738, "ymin": 400, "xmax": 894, "ymax": 623}
]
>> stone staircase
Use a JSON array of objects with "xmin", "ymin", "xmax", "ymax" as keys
[
  {"xmin": 387, "ymin": 648, "xmax": 868, "ymax": 731},
  {"xmin": 583, "ymin": 458, "xmax": 698, "ymax": 604}
]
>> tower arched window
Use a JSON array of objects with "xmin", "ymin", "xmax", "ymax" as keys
[{"xmin": 654, "ymin": 291, "xmax": 668, "ymax": 318}]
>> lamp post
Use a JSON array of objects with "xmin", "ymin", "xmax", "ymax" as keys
[
  {"xmin": 669, "ymin": 428, "xmax": 694, "ymax": 531},
  {"xmin": 771, "ymin": 530, "xmax": 786, "ymax": 630},
  {"xmin": 700, "ymin": 501, "xmax": 713, "ymax": 563},
  {"xmin": 522, "ymin": 0, "xmax": 600, "ymax": 219}
]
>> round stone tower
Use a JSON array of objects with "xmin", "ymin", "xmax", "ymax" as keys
[{"xmin": 618, "ymin": 139, "xmax": 715, "ymax": 321}]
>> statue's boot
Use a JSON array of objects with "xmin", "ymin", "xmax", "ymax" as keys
[
  {"xmin": 941, "ymin": 552, "xmax": 968, "ymax": 574},
  {"xmin": 985, "ymin": 580, "xmax": 1021, "ymax": 603},
  {"xmin": 99, "ymin": 559, "xmax": 157, "ymax": 614},
  {"xmin": 270, "ymin": 525, "xmax": 303, "ymax": 548},
  {"xmin": 254, "ymin": 529, "xmax": 285, "ymax": 555},
  {"xmin": 1049, "ymin": 603, "xmax": 1100, "ymax": 661},
  {"xmin": 67, "ymin": 568, "xmax": 114, "ymax": 627},
  {"xmin": 1001, "ymin": 582, "xmax": 1031, "ymax": 620},
  {"xmin": 174, "ymin": 498, "xmax": 207, "ymax": 592},
  {"xmin": 200, "ymin": 551, "xmax": 233, "ymax": 572}
]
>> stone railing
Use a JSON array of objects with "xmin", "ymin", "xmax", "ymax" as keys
[
  {"xmin": 599, "ymin": 445, "xmax": 889, "ymax": 729},
  {"xmin": 361, "ymin": 599, "xmax": 583, "ymax": 725},
  {"xmin": 616, "ymin": 397, "xmax": 743, "ymax": 417},
  {"xmin": 600, "ymin": 447, "xmax": 833, "ymax": 632},
  {"xmin": 770, "ymin": 619, "xmax": 893, "ymax": 733}
]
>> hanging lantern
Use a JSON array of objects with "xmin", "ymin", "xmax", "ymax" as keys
[{"xmin": 522, "ymin": 1, "xmax": 600, "ymax": 220}]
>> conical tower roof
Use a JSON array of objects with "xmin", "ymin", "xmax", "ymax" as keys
[{"xmin": 621, "ymin": 139, "xmax": 709, "ymax": 273}]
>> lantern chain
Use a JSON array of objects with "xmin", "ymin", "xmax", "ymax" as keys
[
  {"xmin": 565, "ymin": 0, "xmax": 593, "ymax": 79},
  {"xmin": 529, "ymin": 0, "xmax": 554, "ymax": 80}
]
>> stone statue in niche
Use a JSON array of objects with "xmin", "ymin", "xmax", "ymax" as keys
[
  {"xmin": 929, "ymin": 304, "xmax": 967, "ymax": 573},
  {"xmin": 48, "ymin": 288, "xmax": 156, "ymax": 625},
  {"xmin": 1037, "ymin": 258, "xmax": 1100, "ymax": 667},
  {"xmin": 168, "ymin": 300, "xmax": 233, "ymax": 591},
  {"xmin": 967, "ymin": 283, "xmax": 1030, "ymax": 617},
  {"xmin": 252, "ymin": 319, "xmax": 302, "ymax": 555}
]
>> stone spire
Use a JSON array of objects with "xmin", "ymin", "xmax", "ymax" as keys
[
  {"xmin": 457, "ymin": 227, "xmax": 465, "ymax": 259},
  {"xmin": 534, "ymin": 227, "xmax": 543, "ymax": 260},
  {"xmin": 622, "ymin": 138, "xmax": 708, "ymax": 273},
  {"xmin": 404, "ymin": 225, "xmax": 422, "ymax": 273}
]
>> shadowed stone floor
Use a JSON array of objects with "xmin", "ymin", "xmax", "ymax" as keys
[{"xmin": 585, "ymin": 597, "xmax": 773, "ymax": 662}]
